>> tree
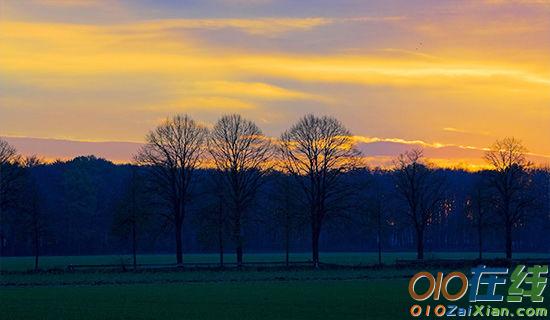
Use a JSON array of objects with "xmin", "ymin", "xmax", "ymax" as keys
[
  {"xmin": 195, "ymin": 172, "xmax": 228, "ymax": 268},
  {"xmin": 394, "ymin": 149, "xmax": 446, "ymax": 260},
  {"xmin": 359, "ymin": 170, "xmax": 391, "ymax": 265},
  {"xmin": 112, "ymin": 167, "xmax": 152, "ymax": 269},
  {"xmin": 208, "ymin": 114, "xmax": 273, "ymax": 267},
  {"xmin": 0, "ymin": 139, "xmax": 23, "ymax": 256},
  {"xmin": 136, "ymin": 115, "xmax": 208, "ymax": 265},
  {"xmin": 484, "ymin": 137, "xmax": 534, "ymax": 259},
  {"xmin": 0, "ymin": 139, "xmax": 21, "ymax": 210},
  {"xmin": 279, "ymin": 114, "xmax": 360, "ymax": 267},
  {"xmin": 270, "ymin": 173, "xmax": 303, "ymax": 267},
  {"xmin": 465, "ymin": 174, "xmax": 491, "ymax": 260},
  {"xmin": 15, "ymin": 156, "xmax": 47, "ymax": 270}
]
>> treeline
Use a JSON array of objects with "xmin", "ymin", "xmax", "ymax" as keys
[{"xmin": 0, "ymin": 114, "xmax": 549, "ymax": 269}]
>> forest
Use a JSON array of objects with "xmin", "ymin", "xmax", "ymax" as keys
[{"xmin": 1, "ymin": 114, "xmax": 549, "ymax": 269}]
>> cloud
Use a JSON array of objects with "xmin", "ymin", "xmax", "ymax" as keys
[
  {"xmin": 1, "ymin": 1, "xmax": 550, "ymax": 162},
  {"xmin": 32, "ymin": 0, "xmax": 104, "ymax": 6},
  {"xmin": 186, "ymin": 81, "xmax": 319, "ymax": 101},
  {"xmin": 115, "ymin": 16, "xmax": 404, "ymax": 35},
  {"xmin": 442, "ymin": 127, "xmax": 492, "ymax": 137},
  {"xmin": 485, "ymin": 0, "xmax": 550, "ymax": 5},
  {"xmin": 161, "ymin": 96, "xmax": 257, "ymax": 111}
]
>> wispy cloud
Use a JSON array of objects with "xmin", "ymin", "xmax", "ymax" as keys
[
  {"xmin": 442, "ymin": 127, "xmax": 492, "ymax": 137},
  {"xmin": 32, "ymin": 0, "xmax": 105, "ymax": 6}
]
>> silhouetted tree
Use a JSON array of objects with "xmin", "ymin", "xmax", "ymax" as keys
[
  {"xmin": 136, "ymin": 115, "xmax": 208, "ymax": 265},
  {"xmin": 359, "ymin": 170, "xmax": 391, "ymax": 265},
  {"xmin": 0, "ymin": 139, "xmax": 20, "ymax": 208},
  {"xmin": 484, "ymin": 138, "xmax": 535, "ymax": 259},
  {"xmin": 62, "ymin": 157, "xmax": 99, "ymax": 255},
  {"xmin": 279, "ymin": 114, "xmax": 360, "ymax": 267},
  {"xmin": 112, "ymin": 167, "xmax": 152, "ymax": 268},
  {"xmin": 0, "ymin": 139, "xmax": 23, "ymax": 256},
  {"xmin": 270, "ymin": 173, "xmax": 303, "ymax": 267},
  {"xmin": 208, "ymin": 114, "xmax": 273, "ymax": 266},
  {"xmin": 17, "ymin": 156, "xmax": 47, "ymax": 270},
  {"xmin": 195, "ymin": 173, "xmax": 228, "ymax": 267},
  {"xmin": 394, "ymin": 149, "xmax": 446, "ymax": 260},
  {"xmin": 465, "ymin": 174, "xmax": 491, "ymax": 260}
]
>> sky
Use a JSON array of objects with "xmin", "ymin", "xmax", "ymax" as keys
[{"xmin": 1, "ymin": 0, "xmax": 549, "ymax": 169}]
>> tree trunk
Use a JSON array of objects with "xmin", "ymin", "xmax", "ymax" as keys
[
  {"xmin": 219, "ymin": 240, "xmax": 224, "ymax": 268},
  {"xmin": 218, "ymin": 220, "xmax": 224, "ymax": 268},
  {"xmin": 477, "ymin": 222, "xmax": 483, "ymax": 260},
  {"xmin": 236, "ymin": 243, "xmax": 243, "ymax": 267},
  {"xmin": 175, "ymin": 220, "xmax": 183, "ymax": 265},
  {"xmin": 235, "ymin": 214, "xmax": 243, "ymax": 267},
  {"xmin": 377, "ymin": 209, "xmax": 382, "ymax": 265},
  {"xmin": 377, "ymin": 228, "xmax": 382, "ymax": 265},
  {"xmin": 311, "ymin": 221, "xmax": 320, "ymax": 268},
  {"xmin": 33, "ymin": 228, "xmax": 39, "ymax": 271},
  {"xmin": 217, "ymin": 198, "xmax": 224, "ymax": 268},
  {"xmin": 416, "ymin": 228, "xmax": 424, "ymax": 260},
  {"xmin": 505, "ymin": 223, "xmax": 512, "ymax": 260},
  {"xmin": 132, "ymin": 219, "xmax": 137, "ymax": 269},
  {"xmin": 285, "ymin": 225, "xmax": 290, "ymax": 268}
]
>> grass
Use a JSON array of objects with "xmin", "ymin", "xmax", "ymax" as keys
[
  {"xmin": 2, "ymin": 251, "xmax": 548, "ymax": 272},
  {"xmin": 2, "ymin": 274, "xmax": 548, "ymax": 320},
  {"xmin": 0, "ymin": 280, "xmax": 408, "ymax": 320},
  {"xmin": 1, "ymin": 252, "xmax": 549, "ymax": 319}
]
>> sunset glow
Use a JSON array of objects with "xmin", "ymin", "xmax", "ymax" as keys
[{"xmin": 1, "ymin": 0, "xmax": 549, "ymax": 167}]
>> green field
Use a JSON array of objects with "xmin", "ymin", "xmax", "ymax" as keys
[
  {"xmin": 1, "ymin": 280, "xmax": 410, "ymax": 320},
  {"xmin": 1, "ymin": 252, "xmax": 549, "ymax": 320},
  {"xmin": 2, "ymin": 251, "xmax": 548, "ymax": 272}
]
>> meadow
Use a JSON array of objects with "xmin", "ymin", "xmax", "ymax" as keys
[
  {"xmin": 3, "ymin": 251, "xmax": 548, "ymax": 272},
  {"xmin": 1, "ymin": 252, "xmax": 549, "ymax": 320}
]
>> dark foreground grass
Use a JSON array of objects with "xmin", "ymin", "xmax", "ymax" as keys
[
  {"xmin": 2, "ymin": 253, "xmax": 549, "ymax": 320},
  {"xmin": 0, "ymin": 279, "xmax": 406, "ymax": 320},
  {"xmin": 4, "ymin": 252, "xmax": 548, "ymax": 272}
]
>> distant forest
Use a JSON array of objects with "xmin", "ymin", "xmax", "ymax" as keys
[{"xmin": 1, "ymin": 114, "xmax": 549, "ymax": 267}]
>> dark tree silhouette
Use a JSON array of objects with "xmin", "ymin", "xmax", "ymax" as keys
[
  {"xmin": 360, "ymin": 170, "xmax": 391, "ymax": 265},
  {"xmin": 195, "ymin": 173, "xmax": 228, "ymax": 267},
  {"xmin": 17, "ymin": 156, "xmax": 47, "ymax": 270},
  {"xmin": 465, "ymin": 175, "xmax": 491, "ymax": 260},
  {"xmin": 112, "ymin": 167, "xmax": 152, "ymax": 269},
  {"xmin": 0, "ymin": 139, "xmax": 21, "ymax": 210},
  {"xmin": 279, "ymin": 114, "xmax": 360, "ymax": 267},
  {"xmin": 270, "ymin": 173, "xmax": 303, "ymax": 267},
  {"xmin": 136, "ymin": 115, "xmax": 208, "ymax": 265},
  {"xmin": 394, "ymin": 149, "xmax": 446, "ymax": 260},
  {"xmin": 0, "ymin": 139, "xmax": 23, "ymax": 256},
  {"xmin": 484, "ymin": 137, "xmax": 534, "ymax": 259},
  {"xmin": 208, "ymin": 114, "xmax": 273, "ymax": 267}
]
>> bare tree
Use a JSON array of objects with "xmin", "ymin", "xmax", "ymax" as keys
[
  {"xmin": 0, "ymin": 139, "xmax": 23, "ymax": 256},
  {"xmin": 208, "ymin": 114, "xmax": 273, "ymax": 267},
  {"xmin": 16, "ymin": 156, "xmax": 46, "ymax": 270},
  {"xmin": 135, "ymin": 115, "xmax": 208, "ymax": 265},
  {"xmin": 484, "ymin": 137, "xmax": 534, "ymax": 259},
  {"xmin": 195, "ymin": 173, "xmax": 228, "ymax": 268},
  {"xmin": 279, "ymin": 114, "xmax": 360, "ymax": 267},
  {"xmin": 465, "ymin": 175, "xmax": 491, "ymax": 260},
  {"xmin": 112, "ymin": 167, "xmax": 152, "ymax": 269},
  {"xmin": 394, "ymin": 149, "xmax": 446, "ymax": 260},
  {"xmin": 0, "ymin": 139, "xmax": 21, "ymax": 209},
  {"xmin": 271, "ymin": 173, "xmax": 303, "ymax": 267},
  {"xmin": 359, "ymin": 170, "xmax": 391, "ymax": 265}
]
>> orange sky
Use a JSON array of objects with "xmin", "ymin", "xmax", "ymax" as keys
[{"xmin": 0, "ymin": 0, "xmax": 549, "ymax": 168}]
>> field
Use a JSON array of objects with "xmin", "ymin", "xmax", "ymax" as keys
[
  {"xmin": 3, "ymin": 251, "xmax": 548, "ymax": 272},
  {"xmin": 1, "ymin": 252, "xmax": 549, "ymax": 320}
]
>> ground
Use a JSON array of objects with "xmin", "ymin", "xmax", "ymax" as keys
[{"xmin": 1, "ymin": 253, "xmax": 549, "ymax": 320}]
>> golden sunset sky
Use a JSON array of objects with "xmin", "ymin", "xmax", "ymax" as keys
[{"xmin": 1, "ymin": 0, "xmax": 549, "ymax": 168}]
